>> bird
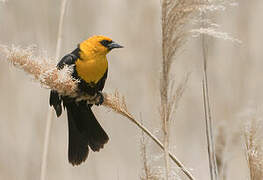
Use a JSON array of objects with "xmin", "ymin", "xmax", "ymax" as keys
[{"xmin": 49, "ymin": 35, "xmax": 123, "ymax": 166}]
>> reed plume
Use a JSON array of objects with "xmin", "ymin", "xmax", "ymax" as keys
[{"xmin": 160, "ymin": 0, "xmax": 199, "ymax": 179}]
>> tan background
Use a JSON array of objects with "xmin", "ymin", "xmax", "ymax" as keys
[{"xmin": 0, "ymin": 0, "xmax": 262, "ymax": 179}]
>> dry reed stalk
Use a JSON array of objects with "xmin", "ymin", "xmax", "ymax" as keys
[
  {"xmin": 201, "ymin": 43, "xmax": 218, "ymax": 180},
  {"xmin": 161, "ymin": 0, "xmax": 199, "ymax": 179},
  {"xmin": 104, "ymin": 92, "xmax": 195, "ymax": 180},
  {"xmin": 244, "ymin": 117, "xmax": 263, "ymax": 180},
  {"xmin": 196, "ymin": 1, "xmax": 242, "ymax": 179},
  {"xmin": 200, "ymin": 1, "xmax": 218, "ymax": 179},
  {"xmin": 0, "ymin": 44, "xmax": 195, "ymax": 179},
  {"xmin": 41, "ymin": 0, "xmax": 68, "ymax": 180}
]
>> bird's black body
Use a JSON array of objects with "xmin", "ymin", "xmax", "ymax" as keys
[{"xmin": 49, "ymin": 48, "xmax": 109, "ymax": 166}]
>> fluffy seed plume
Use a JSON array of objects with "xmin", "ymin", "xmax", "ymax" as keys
[{"xmin": 0, "ymin": 45, "xmax": 79, "ymax": 97}]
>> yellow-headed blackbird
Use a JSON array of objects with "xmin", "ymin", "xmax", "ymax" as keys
[{"xmin": 49, "ymin": 35, "xmax": 123, "ymax": 166}]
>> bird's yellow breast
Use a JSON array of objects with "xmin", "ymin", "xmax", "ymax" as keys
[{"xmin": 75, "ymin": 55, "xmax": 108, "ymax": 84}]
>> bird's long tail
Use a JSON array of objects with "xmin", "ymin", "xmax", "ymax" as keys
[{"xmin": 64, "ymin": 100, "xmax": 109, "ymax": 166}]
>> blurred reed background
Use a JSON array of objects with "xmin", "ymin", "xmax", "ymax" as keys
[{"xmin": 0, "ymin": 0, "xmax": 263, "ymax": 180}]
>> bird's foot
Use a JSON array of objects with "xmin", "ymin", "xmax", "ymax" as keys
[{"xmin": 94, "ymin": 91, "xmax": 104, "ymax": 106}]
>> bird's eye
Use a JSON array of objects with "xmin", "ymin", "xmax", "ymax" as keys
[{"xmin": 100, "ymin": 40, "xmax": 112, "ymax": 47}]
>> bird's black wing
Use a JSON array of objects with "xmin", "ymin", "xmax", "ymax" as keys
[
  {"xmin": 49, "ymin": 48, "xmax": 80, "ymax": 117},
  {"xmin": 57, "ymin": 48, "xmax": 79, "ymax": 69}
]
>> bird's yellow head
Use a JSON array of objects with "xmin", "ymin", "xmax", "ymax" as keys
[{"xmin": 79, "ymin": 35, "xmax": 123, "ymax": 57}]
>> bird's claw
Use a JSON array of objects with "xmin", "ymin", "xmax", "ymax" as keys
[{"xmin": 95, "ymin": 91, "xmax": 104, "ymax": 106}]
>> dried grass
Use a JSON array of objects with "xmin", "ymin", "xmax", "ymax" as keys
[
  {"xmin": 0, "ymin": 45, "xmax": 78, "ymax": 97},
  {"xmin": 161, "ymin": 0, "xmax": 199, "ymax": 179},
  {"xmin": 198, "ymin": 1, "xmax": 236, "ymax": 180},
  {"xmin": 244, "ymin": 117, "xmax": 263, "ymax": 180},
  {"xmin": 198, "ymin": 1, "xmax": 241, "ymax": 179}
]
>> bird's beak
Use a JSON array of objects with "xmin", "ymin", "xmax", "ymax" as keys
[{"xmin": 108, "ymin": 41, "xmax": 124, "ymax": 50}]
